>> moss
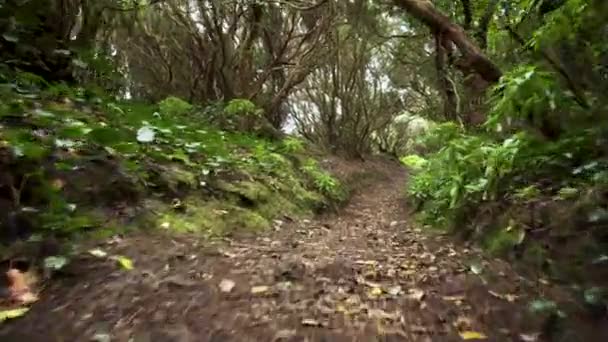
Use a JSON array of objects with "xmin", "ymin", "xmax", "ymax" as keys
[
  {"xmin": 151, "ymin": 163, "xmax": 198, "ymax": 193},
  {"xmin": 223, "ymin": 207, "xmax": 270, "ymax": 232},
  {"xmin": 215, "ymin": 180, "xmax": 272, "ymax": 203},
  {"xmin": 483, "ymin": 221, "xmax": 526, "ymax": 256},
  {"xmin": 153, "ymin": 198, "xmax": 270, "ymax": 235}
]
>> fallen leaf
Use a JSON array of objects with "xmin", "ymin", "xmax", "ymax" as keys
[
  {"xmin": 219, "ymin": 279, "xmax": 236, "ymax": 293},
  {"xmin": 88, "ymin": 248, "xmax": 108, "ymax": 258},
  {"xmin": 113, "ymin": 255, "xmax": 134, "ymax": 270},
  {"xmin": 251, "ymin": 285, "xmax": 270, "ymax": 294},
  {"xmin": 367, "ymin": 286, "xmax": 383, "ymax": 298},
  {"xmin": 301, "ymin": 318, "xmax": 322, "ymax": 326},
  {"xmin": 407, "ymin": 288, "xmax": 425, "ymax": 301},
  {"xmin": 488, "ymin": 290, "xmax": 518, "ymax": 302},
  {"xmin": 459, "ymin": 331, "xmax": 487, "ymax": 340},
  {"xmin": 443, "ymin": 295, "xmax": 466, "ymax": 302},
  {"xmin": 0, "ymin": 307, "xmax": 29, "ymax": 323},
  {"xmin": 355, "ymin": 260, "xmax": 378, "ymax": 266},
  {"xmin": 367, "ymin": 308, "xmax": 401, "ymax": 321},
  {"xmin": 470, "ymin": 264, "xmax": 483, "ymax": 275},
  {"xmin": 388, "ymin": 285, "xmax": 402, "ymax": 296},
  {"xmin": 519, "ymin": 333, "xmax": 540, "ymax": 342}
]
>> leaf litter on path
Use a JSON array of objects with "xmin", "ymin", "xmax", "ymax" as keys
[{"xmin": 0, "ymin": 163, "xmax": 596, "ymax": 340}]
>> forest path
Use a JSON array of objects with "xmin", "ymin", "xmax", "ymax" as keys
[{"xmin": 0, "ymin": 160, "xmax": 603, "ymax": 341}]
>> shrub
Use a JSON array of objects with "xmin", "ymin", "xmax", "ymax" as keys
[{"xmin": 158, "ymin": 96, "xmax": 193, "ymax": 117}]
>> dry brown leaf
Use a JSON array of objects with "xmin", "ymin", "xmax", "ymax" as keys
[{"xmin": 488, "ymin": 290, "xmax": 518, "ymax": 302}]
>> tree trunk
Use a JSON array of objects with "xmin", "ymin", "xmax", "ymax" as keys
[
  {"xmin": 393, "ymin": 0, "xmax": 502, "ymax": 83},
  {"xmin": 434, "ymin": 32, "xmax": 458, "ymax": 121}
]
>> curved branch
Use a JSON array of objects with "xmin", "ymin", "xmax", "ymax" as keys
[{"xmin": 393, "ymin": 0, "xmax": 502, "ymax": 83}]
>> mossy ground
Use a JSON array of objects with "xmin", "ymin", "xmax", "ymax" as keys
[{"xmin": 0, "ymin": 79, "xmax": 345, "ymax": 251}]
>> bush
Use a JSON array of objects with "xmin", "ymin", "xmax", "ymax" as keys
[
  {"xmin": 158, "ymin": 96, "xmax": 193, "ymax": 117},
  {"xmin": 300, "ymin": 159, "xmax": 344, "ymax": 201}
]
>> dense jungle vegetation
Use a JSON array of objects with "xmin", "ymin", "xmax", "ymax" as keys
[{"xmin": 0, "ymin": 0, "xmax": 607, "ymax": 340}]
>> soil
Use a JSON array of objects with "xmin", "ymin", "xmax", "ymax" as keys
[{"xmin": 1, "ymin": 159, "xmax": 607, "ymax": 341}]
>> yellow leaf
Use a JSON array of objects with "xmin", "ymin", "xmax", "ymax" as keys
[
  {"xmin": 113, "ymin": 255, "xmax": 134, "ymax": 270},
  {"xmin": 0, "ymin": 308, "xmax": 30, "ymax": 323},
  {"xmin": 459, "ymin": 331, "xmax": 488, "ymax": 340}
]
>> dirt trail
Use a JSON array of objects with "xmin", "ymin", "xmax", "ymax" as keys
[{"xmin": 1, "ymin": 160, "xmax": 606, "ymax": 341}]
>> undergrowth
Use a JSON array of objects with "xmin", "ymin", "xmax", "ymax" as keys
[
  {"xmin": 0, "ymin": 75, "xmax": 344, "ymax": 247},
  {"xmin": 402, "ymin": 8, "xmax": 608, "ymax": 287}
]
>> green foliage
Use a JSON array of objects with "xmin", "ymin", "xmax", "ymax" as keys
[
  {"xmin": 485, "ymin": 66, "xmax": 574, "ymax": 132},
  {"xmin": 158, "ymin": 96, "xmax": 193, "ymax": 117},
  {"xmin": 399, "ymin": 155, "xmax": 427, "ymax": 170},
  {"xmin": 0, "ymin": 80, "xmax": 339, "ymax": 239},
  {"xmin": 408, "ymin": 128, "xmax": 529, "ymax": 228},
  {"xmin": 280, "ymin": 137, "xmax": 305, "ymax": 154},
  {"xmin": 301, "ymin": 159, "xmax": 344, "ymax": 201},
  {"xmin": 224, "ymin": 99, "xmax": 260, "ymax": 117}
]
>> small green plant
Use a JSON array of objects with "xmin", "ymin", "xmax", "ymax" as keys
[
  {"xmin": 224, "ymin": 99, "xmax": 260, "ymax": 117},
  {"xmin": 280, "ymin": 137, "xmax": 305, "ymax": 153},
  {"xmin": 301, "ymin": 159, "xmax": 343, "ymax": 200},
  {"xmin": 399, "ymin": 154, "xmax": 427, "ymax": 170},
  {"xmin": 158, "ymin": 96, "xmax": 193, "ymax": 117}
]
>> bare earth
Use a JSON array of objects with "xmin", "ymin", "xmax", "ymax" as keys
[{"xmin": 1, "ymin": 160, "xmax": 607, "ymax": 341}]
